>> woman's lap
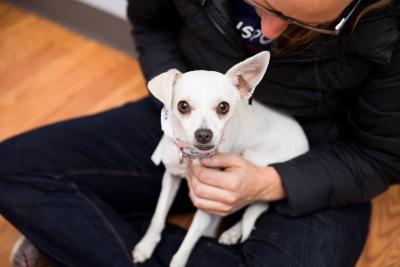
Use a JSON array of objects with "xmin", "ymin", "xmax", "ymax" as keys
[
  {"xmin": 0, "ymin": 96, "xmax": 370, "ymax": 266},
  {"xmin": 126, "ymin": 202, "xmax": 370, "ymax": 267}
]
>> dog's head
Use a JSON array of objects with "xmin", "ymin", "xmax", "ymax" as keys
[{"xmin": 148, "ymin": 51, "xmax": 270, "ymax": 152}]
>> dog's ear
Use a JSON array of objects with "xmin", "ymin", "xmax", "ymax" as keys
[
  {"xmin": 226, "ymin": 51, "xmax": 270, "ymax": 99},
  {"xmin": 148, "ymin": 69, "xmax": 182, "ymax": 109}
]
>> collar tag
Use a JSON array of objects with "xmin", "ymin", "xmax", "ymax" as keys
[{"xmin": 177, "ymin": 143, "xmax": 217, "ymax": 164}]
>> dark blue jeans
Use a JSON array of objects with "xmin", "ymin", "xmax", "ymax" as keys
[{"xmin": 0, "ymin": 97, "xmax": 370, "ymax": 267}]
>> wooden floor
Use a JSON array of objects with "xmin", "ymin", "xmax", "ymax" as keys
[{"xmin": 0, "ymin": 1, "xmax": 399, "ymax": 267}]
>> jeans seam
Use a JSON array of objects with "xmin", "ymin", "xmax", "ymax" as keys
[{"xmin": 69, "ymin": 181, "xmax": 132, "ymax": 261}]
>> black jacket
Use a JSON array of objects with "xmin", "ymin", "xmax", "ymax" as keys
[{"xmin": 127, "ymin": 0, "xmax": 400, "ymax": 216}]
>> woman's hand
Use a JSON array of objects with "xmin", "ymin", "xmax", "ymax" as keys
[{"xmin": 187, "ymin": 153, "xmax": 286, "ymax": 217}]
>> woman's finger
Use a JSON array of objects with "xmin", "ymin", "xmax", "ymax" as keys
[
  {"xmin": 189, "ymin": 165, "xmax": 239, "ymax": 190},
  {"xmin": 189, "ymin": 174, "xmax": 237, "ymax": 205},
  {"xmin": 188, "ymin": 190, "xmax": 232, "ymax": 216}
]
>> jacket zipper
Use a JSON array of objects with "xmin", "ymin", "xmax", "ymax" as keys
[
  {"xmin": 202, "ymin": 0, "xmax": 248, "ymax": 57},
  {"xmin": 276, "ymin": 53, "xmax": 342, "ymax": 64}
]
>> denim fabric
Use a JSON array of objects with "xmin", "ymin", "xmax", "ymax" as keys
[{"xmin": 0, "ymin": 97, "xmax": 370, "ymax": 267}]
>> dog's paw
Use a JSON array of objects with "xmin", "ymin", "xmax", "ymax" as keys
[
  {"xmin": 169, "ymin": 255, "xmax": 187, "ymax": 267},
  {"xmin": 132, "ymin": 240, "xmax": 156, "ymax": 263},
  {"xmin": 218, "ymin": 227, "xmax": 242, "ymax": 245}
]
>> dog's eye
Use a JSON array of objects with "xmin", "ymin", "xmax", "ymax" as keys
[
  {"xmin": 216, "ymin": 102, "xmax": 230, "ymax": 115},
  {"xmin": 177, "ymin": 101, "xmax": 191, "ymax": 114}
]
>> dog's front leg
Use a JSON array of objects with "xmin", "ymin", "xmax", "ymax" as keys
[
  {"xmin": 170, "ymin": 210, "xmax": 220, "ymax": 267},
  {"xmin": 132, "ymin": 171, "xmax": 182, "ymax": 263}
]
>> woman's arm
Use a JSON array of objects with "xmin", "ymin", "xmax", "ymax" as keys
[{"xmin": 271, "ymin": 42, "xmax": 400, "ymax": 216}]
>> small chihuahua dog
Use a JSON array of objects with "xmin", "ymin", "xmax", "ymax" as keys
[{"xmin": 132, "ymin": 51, "xmax": 309, "ymax": 267}]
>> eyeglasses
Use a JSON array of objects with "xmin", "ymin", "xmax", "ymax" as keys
[{"xmin": 243, "ymin": 0, "xmax": 362, "ymax": 35}]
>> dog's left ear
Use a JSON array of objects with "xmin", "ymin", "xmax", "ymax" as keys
[
  {"xmin": 148, "ymin": 68, "xmax": 182, "ymax": 109},
  {"xmin": 226, "ymin": 51, "xmax": 270, "ymax": 99}
]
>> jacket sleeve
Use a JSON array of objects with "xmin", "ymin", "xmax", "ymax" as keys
[
  {"xmin": 271, "ymin": 43, "xmax": 400, "ymax": 217},
  {"xmin": 127, "ymin": 0, "xmax": 191, "ymax": 81}
]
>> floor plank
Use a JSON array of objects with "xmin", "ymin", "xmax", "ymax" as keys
[{"xmin": 0, "ymin": 2, "xmax": 400, "ymax": 267}]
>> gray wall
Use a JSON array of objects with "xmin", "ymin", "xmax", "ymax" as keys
[{"xmin": 11, "ymin": 0, "xmax": 137, "ymax": 56}]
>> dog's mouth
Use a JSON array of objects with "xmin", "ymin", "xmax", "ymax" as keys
[{"xmin": 194, "ymin": 144, "xmax": 215, "ymax": 151}]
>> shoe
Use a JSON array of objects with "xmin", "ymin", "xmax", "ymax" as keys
[{"xmin": 9, "ymin": 236, "xmax": 50, "ymax": 267}]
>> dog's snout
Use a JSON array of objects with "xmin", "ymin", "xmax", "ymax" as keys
[{"xmin": 195, "ymin": 129, "xmax": 213, "ymax": 144}]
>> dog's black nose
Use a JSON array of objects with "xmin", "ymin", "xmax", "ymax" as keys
[{"xmin": 195, "ymin": 129, "xmax": 213, "ymax": 144}]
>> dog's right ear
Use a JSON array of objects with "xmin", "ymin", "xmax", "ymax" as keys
[
  {"xmin": 226, "ymin": 51, "xmax": 270, "ymax": 99},
  {"xmin": 148, "ymin": 69, "xmax": 182, "ymax": 109}
]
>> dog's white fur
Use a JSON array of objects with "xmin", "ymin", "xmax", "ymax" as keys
[{"xmin": 132, "ymin": 51, "xmax": 309, "ymax": 267}]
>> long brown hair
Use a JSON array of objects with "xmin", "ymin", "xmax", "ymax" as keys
[{"xmin": 275, "ymin": 0, "xmax": 395, "ymax": 51}]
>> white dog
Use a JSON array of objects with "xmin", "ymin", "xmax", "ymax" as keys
[{"xmin": 132, "ymin": 51, "xmax": 309, "ymax": 267}]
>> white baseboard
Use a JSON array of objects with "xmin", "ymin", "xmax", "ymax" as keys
[{"xmin": 74, "ymin": 0, "xmax": 128, "ymax": 20}]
